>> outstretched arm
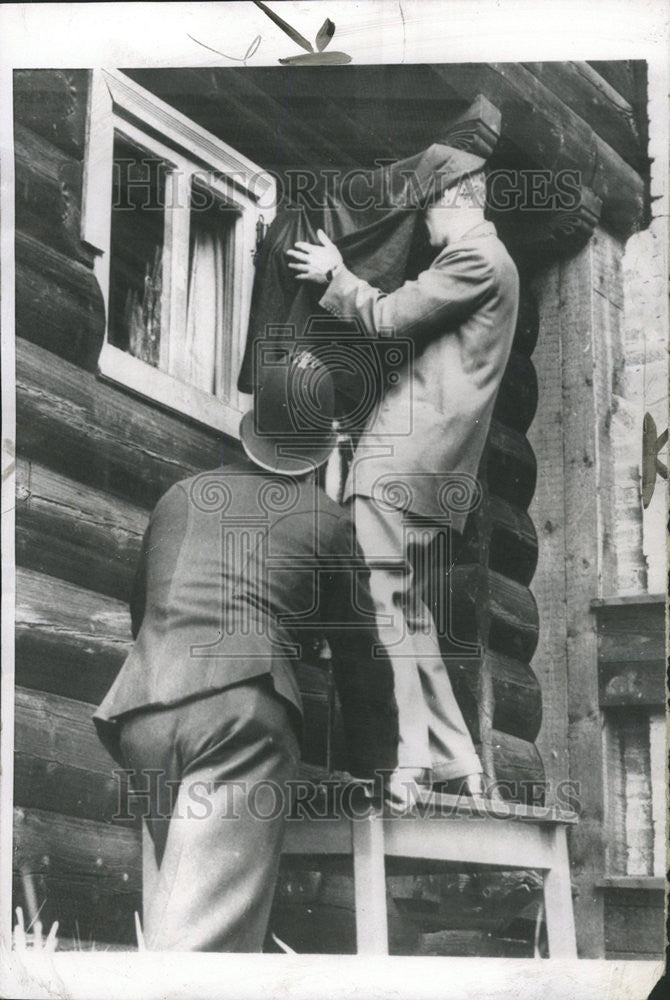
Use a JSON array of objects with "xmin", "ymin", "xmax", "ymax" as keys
[{"xmin": 287, "ymin": 228, "xmax": 495, "ymax": 350}]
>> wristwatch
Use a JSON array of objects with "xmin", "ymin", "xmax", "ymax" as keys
[{"xmin": 325, "ymin": 262, "xmax": 343, "ymax": 284}]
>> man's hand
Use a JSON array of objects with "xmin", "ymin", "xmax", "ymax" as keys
[{"xmin": 286, "ymin": 229, "xmax": 343, "ymax": 285}]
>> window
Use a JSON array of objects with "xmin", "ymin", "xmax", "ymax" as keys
[{"xmin": 82, "ymin": 69, "xmax": 275, "ymax": 436}]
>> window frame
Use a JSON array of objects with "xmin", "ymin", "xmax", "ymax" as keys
[{"xmin": 82, "ymin": 69, "xmax": 275, "ymax": 437}]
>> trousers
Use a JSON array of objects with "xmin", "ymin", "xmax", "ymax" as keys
[
  {"xmin": 352, "ymin": 497, "xmax": 482, "ymax": 781},
  {"xmin": 118, "ymin": 678, "xmax": 300, "ymax": 951}
]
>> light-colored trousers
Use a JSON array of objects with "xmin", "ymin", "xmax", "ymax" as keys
[
  {"xmin": 353, "ymin": 496, "xmax": 482, "ymax": 781},
  {"xmin": 119, "ymin": 679, "xmax": 300, "ymax": 951}
]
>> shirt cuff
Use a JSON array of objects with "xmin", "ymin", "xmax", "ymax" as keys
[{"xmin": 318, "ymin": 263, "xmax": 352, "ymax": 317}]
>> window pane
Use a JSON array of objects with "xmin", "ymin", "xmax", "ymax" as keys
[
  {"xmin": 185, "ymin": 183, "xmax": 238, "ymax": 396},
  {"xmin": 108, "ymin": 133, "xmax": 168, "ymax": 368}
]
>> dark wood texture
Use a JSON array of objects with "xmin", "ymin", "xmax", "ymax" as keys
[
  {"xmin": 438, "ymin": 93, "xmax": 501, "ymax": 159},
  {"xmin": 447, "ymin": 565, "xmax": 539, "ymax": 662},
  {"xmin": 16, "ymin": 458, "xmax": 147, "ymax": 603},
  {"xmin": 493, "ymin": 351, "xmax": 539, "ymax": 434},
  {"xmin": 594, "ymin": 597, "xmax": 666, "ymax": 706},
  {"xmin": 512, "ymin": 289, "xmax": 540, "ymax": 357},
  {"xmin": 13, "ymin": 807, "xmax": 141, "ymax": 946},
  {"xmin": 16, "ymin": 339, "xmax": 232, "ymax": 508},
  {"xmin": 522, "ymin": 63, "xmax": 642, "ymax": 170},
  {"xmin": 14, "ymin": 122, "xmax": 92, "ymax": 267},
  {"xmin": 486, "ymin": 422, "xmax": 537, "ymax": 510},
  {"xmin": 15, "ymin": 566, "xmax": 132, "ymax": 704},
  {"xmin": 448, "ymin": 650, "xmax": 542, "ymax": 743},
  {"xmin": 14, "ymin": 687, "xmax": 129, "ymax": 825},
  {"xmin": 460, "ymin": 496, "xmax": 538, "ymax": 586},
  {"xmin": 603, "ymin": 887, "xmax": 666, "ymax": 959},
  {"xmin": 13, "ymin": 70, "xmax": 89, "ymax": 157},
  {"xmin": 432, "ymin": 63, "xmax": 645, "ymax": 237},
  {"xmin": 16, "ymin": 231, "xmax": 105, "ymax": 371}
]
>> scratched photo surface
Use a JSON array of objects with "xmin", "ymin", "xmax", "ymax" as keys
[{"xmin": 2, "ymin": 3, "xmax": 667, "ymax": 999}]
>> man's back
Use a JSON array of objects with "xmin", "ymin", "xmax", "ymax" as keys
[{"xmin": 95, "ymin": 458, "xmax": 400, "ymax": 777}]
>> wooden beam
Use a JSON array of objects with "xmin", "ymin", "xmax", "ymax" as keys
[
  {"xmin": 437, "ymin": 94, "xmax": 502, "ymax": 160},
  {"xmin": 13, "ymin": 806, "xmax": 140, "ymax": 945},
  {"xmin": 432, "ymin": 63, "xmax": 645, "ymax": 237},
  {"xmin": 522, "ymin": 63, "xmax": 643, "ymax": 171},
  {"xmin": 14, "ymin": 122, "xmax": 94, "ymax": 267},
  {"xmin": 486, "ymin": 421, "xmax": 537, "ymax": 510},
  {"xmin": 594, "ymin": 598, "xmax": 666, "ymax": 706},
  {"xmin": 527, "ymin": 264, "xmax": 570, "ymax": 805},
  {"xmin": 448, "ymin": 565, "xmax": 539, "ymax": 662},
  {"xmin": 16, "ymin": 457, "xmax": 146, "ymax": 603},
  {"xmin": 15, "ymin": 566, "xmax": 131, "ymax": 704},
  {"xmin": 545, "ymin": 230, "xmax": 626, "ymax": 957},
  {"xmin": 13, "ymin": 70, "xmax": 88, "ymax": 158},
  {"xmin": 16, "ymin": 338, "xmax": 232, "ymax": 510},
  {"xmin": 14, "ymin": 687, "xmax": 129, "ymax": 825},
  {"xmin": 461, "ymin": 496, "xmax": 538, "ymax": 586},
  {"xmin": 16, "ymin": 231, "xmax": 105, "ymax": 372},
  {"xmin": 512, "ymin": 287, "xmax": 540, "ymax": 357},
  {"xmin": 493, "ymin": 350, "xmax": 538, "ymax": 435},
  {"xmin": 449, "ymin": 650, "xmax": 542, "ymax": 743}
]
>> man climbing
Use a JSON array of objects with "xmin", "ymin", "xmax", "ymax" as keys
[{"xmin": 286, "ymin": 163, "xmax": 519, "ymax": 802}]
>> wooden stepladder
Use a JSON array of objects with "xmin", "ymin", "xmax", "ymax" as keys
[{"xmin": 282, "ymin": 789, "xmax": 578, "ymax": 957}]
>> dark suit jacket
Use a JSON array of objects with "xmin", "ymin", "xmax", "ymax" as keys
[{"xmin": 94, "ymin": 459, "xmax": 399, "ymax": 778}]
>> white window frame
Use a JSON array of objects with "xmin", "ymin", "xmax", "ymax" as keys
[{"xmin": 82, "ymin": 69, "xmax": 275, "ymax": 437}]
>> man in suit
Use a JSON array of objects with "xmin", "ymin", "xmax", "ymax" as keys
[
  {"xmin": 94, "ymin": 352, "xmax": 401, "ymax": 951},
  {"xmin": 287, "ymin": 164, "xmax": 519, "ymax": 800}
]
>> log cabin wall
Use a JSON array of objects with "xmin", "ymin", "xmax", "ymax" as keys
[{"xmin": 13, "ymin": 64, "xmax": 655, "ymax": 955}]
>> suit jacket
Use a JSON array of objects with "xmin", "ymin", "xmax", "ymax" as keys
[
  {"xmin": 237, "ymin": 144, "xmax": 487, "ymax": 404},
  {"xmin": 319, "ymin": 221, "xmax": 519, "ymax": 531},
  {"xmin": 94, "ymin": 459, "xmax": 399, "ymax": 778}
]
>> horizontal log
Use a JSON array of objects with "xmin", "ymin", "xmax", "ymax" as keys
[
  {"xmin": 13, "ymin": 667, "xmax": 344, "ymax": 824},
  {"xmin": 485, "ymin": 422, "xmax": 537, "ymax": 510},
  {"xmin": 482, "ymin": 731, "xmax": 545, "ymax": 802},
  {"xmin": 16, "ymin": 232, "xmax": 105, "ymax": 371},
  {"xmin": 445, "ymin": 565, "xmax": 540, "ymax": 662},
  {"xmin": 13, "ymin": 70, "xmax": 89, "ymax": 157},
  {"xmin": 447, "ymin": 650, "xmax": 542, "ymax": 743},
  {"xmin": 17, "ymin": 338, "xmax": 230, "ymax": 509},
  {"xmin": 16, "ymin": 458, "xmax": 147, "ymax": 603},
  {"xmin": 126, "ymin": 67, "xmax": 350, "ymax": 175},
  {"xmin": 14, "ymin": 123, "xmax": 93, "ymax": 266},
  {"xmin": 493, "ymin": 351, "xmax": 538, "ymax": 434},
  {"xmin": 459, "ymin": 496, "xmax": 538, "ymax": 586},
  {"xmin": 512, "ymin": 290, "xmax": 540, "ymax": 357},
  {"xmin": 14, "ymin": 687, "xmax": 130, "ymax": 825},
  {"xmin": 433, "ymin": 63, "xmax": 645, "ymax": 237},
  {"xmin": 13, "ymin": 806, "xmax": 140, "ymax": 945},
  {"xmin": 587, "ymin": 61, "xmax": 640, "ymax": 109},
  {"xmin": 486, "ymin": 498, "xmax": 538, "ymax": 586},
  {"xmin": 522, "ymin": 62, "xmax": 643, "ymax": 171},
  {"xmin": 15, "ymin": 567, "xmax": 131, "ymax": 704}
]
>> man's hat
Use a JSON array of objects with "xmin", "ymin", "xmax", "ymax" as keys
[{"xmin": 239, "ymin": 349, "xmax": 337, "ymax": 476}]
